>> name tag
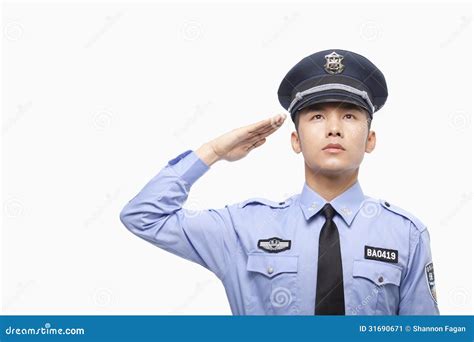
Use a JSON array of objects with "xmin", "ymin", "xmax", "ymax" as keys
[{"xmin": 364, "ymin": 245, "xmax": 398, "ymax": 263}]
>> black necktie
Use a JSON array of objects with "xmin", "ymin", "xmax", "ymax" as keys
[{"xmin": 315, "ymin": 203, "xmax": 345, "ymax": 315}]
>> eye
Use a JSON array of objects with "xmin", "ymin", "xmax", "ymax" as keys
[
  {"xmin": 311, "ymin": 114, "xmax": 323, "ymax": 120},
  {"xmin": 344, "ymin": 113, "xmax": 355, "ymax": 119}
]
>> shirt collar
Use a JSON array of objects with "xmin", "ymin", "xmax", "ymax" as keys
[{"xmin": 298, "ymin": 180, "xmax": 366, "ymax": 227}]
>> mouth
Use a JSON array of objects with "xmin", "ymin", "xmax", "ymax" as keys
[{"xmin": 322, "ymin": 143, "xmax": 345, "ymax": 153}]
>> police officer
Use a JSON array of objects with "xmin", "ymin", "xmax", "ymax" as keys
[{"xmin": 120, "ymin": 49, "xmax": 439, "ymax": 315}]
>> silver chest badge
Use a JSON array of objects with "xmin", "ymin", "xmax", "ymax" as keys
[
  {"xmin": 324, "ymin": 51, "xmax": 345, "ymax": 74},
  {"xmin": 258, "ymin": 237, "xmax": 291, "ymax": 253}
]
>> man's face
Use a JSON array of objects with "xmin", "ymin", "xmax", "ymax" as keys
[{"xmin": 291, "ymin": 102, "xmax": 376, "ymax": 176}]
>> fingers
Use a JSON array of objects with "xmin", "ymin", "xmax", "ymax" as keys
[
  {"xmin": 244, "ymin": 117, "xmax": 283, "ymax": 150},
  {"xmin": 242, "ymin": 113, "xmax": 286, "ymax": 142},
  {"xmin": 271, "ymin": 113, "xmax": 287, "ymax": 127},
  {"xmin": 242, "ymin": 118, "xmax": 284, "ymax": 145},
  {"xmin": 246, "ymin": 138, "xmax": 266, "ymax": 151},
  {"xmin": 232, "ymin": 113, "xmax": 286, "ymax": 148},
  {"xmin": 244, "ymin": 114, "xmax": 286, "ymax": 151},
  {"xmin": 245, "ymin": 118, "xmax": 271, "ymax": 134},
  {"xmin": 247, "ymin": 113, "xmax": 286, "ymax": 135}
]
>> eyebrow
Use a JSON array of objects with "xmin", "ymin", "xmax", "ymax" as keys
[{"xmin": 301, "ymin": 103, "xmax": 365, "ymax": 114}]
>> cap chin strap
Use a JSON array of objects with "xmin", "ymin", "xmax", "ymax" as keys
[{"xmin": 287, "ymin": 83, "xmax": 375, "ymax": 114}]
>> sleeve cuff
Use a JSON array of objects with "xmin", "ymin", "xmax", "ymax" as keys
[{"xmin": 167, "ymin": 149, "xmax": 210, "ymax": 186}]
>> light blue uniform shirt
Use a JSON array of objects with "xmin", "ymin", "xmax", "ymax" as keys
[{"xmin": 120, "ymin": 149, "xmax": 439, "ymax": 315}]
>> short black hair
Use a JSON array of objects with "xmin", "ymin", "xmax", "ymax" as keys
[{"xmin": 294, "ymin": 102, "xmax": 372, "ymax": 133}]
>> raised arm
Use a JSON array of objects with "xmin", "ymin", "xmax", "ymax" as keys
[{"xmin": 119, "ymin": 114, "xmax": 286, "ymax": 279}]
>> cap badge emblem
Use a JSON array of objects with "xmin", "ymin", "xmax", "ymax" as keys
[{"xmin": 324, "ymin": 51, "xmax": 345, "ymax": 74}]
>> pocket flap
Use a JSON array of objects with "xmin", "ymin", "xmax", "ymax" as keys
[
  {"xmin": 247, "ymin": 254, "xmax": 298, "ymax": 278},
  {"xmin": 353, "ymin": 259, "xmax": 402, "ymax": 286}
]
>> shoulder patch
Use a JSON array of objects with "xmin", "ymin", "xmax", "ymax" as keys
[
  {"xmin": 379, "ymin": 199, "xmax": 426, "ymax": 232},
  {"xmin": 425, "ymin": 261, "xmax": 438, "ymax": 304},
  {"xmin": 238, "ymin": 197, "xmax": 291, "ymax": 209}
]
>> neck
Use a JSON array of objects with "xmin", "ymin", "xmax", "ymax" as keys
[{"xmin": 305, "ymin": 165, "xmax": 359, "ymax": 202}]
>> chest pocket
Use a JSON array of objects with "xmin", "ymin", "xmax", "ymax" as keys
[
  {"xmin": 246, "ymin": 254, "xmax": 299, "ymax": 314},
  {"xmin": 351, "ymin": 259, "xmax": 402, "ymax": 315}
]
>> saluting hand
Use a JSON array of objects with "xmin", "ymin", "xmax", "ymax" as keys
[{"xmin": 196, "ymin": 113, "xmax": 287, "ymax": 166}]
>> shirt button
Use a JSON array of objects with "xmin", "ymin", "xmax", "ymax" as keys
[
  {"xmin": 384, "ymin": 201, "xmax": 390, "ymax": 207},
  {"xmin": 267, "ymin": 266, "xmax": 274, "ymax": 275},
  {"xmin": 378, "ymin": 276, "xmax": 384, "ymax": 283}
]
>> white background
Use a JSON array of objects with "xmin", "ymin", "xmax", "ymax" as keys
[{"xmin": 1, "ymin": 1, "xmax": 472, "ymax": 314}]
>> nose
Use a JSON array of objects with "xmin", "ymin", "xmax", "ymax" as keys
[{"xmin": 325, "ymin": 115, "xmax": 343, "ymax": 138}]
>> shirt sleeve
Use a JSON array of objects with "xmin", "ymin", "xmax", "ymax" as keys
[
  {"xmin": 398, "ymin": 225, "xmax": 440, "ymax": 315},
  {"xmin": 119, "ymin": 149, "xmax": 238, "ymax": 280}
]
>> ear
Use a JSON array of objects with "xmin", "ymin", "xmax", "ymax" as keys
[
  {"xmin": 365, "ymin": 130, "xmax": 376, "ymax": 153},
  {"xmin": 291, "ymin": 130, "xmax": 302, "ymax": 153}
]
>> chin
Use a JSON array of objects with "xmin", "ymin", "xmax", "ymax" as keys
[
  {"xmin": 320, "ymin": 160, "xmax": 348, "ymax": 169},
  {"xmin": 309, "ymin": 160, "xmax": 351, "ymax": 174},
  {"xmin": 319, "ymin": 168, "xmax": 350, "ymax": 176}
]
